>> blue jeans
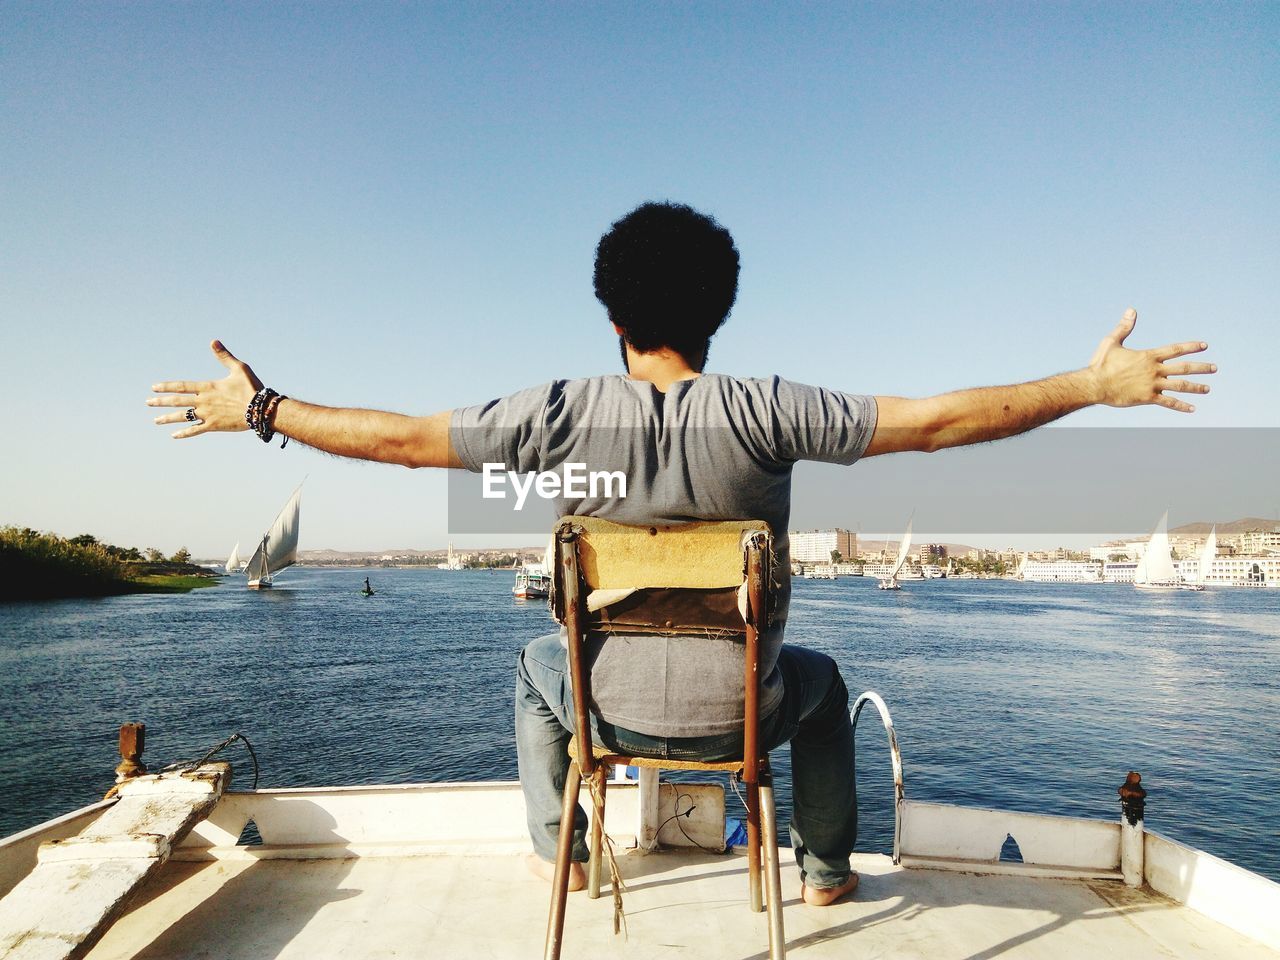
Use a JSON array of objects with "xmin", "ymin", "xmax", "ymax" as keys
[{"xmin": 514, "ymin": 633, "xmax": 857, "ymax": 889}]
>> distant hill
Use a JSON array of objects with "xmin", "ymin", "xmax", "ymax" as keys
[{"xmin": 1169, "ymin": 517, "xmax": 1280, "ymax": 536}]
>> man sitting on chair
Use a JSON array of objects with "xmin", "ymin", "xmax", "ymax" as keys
[{"xmin": 148, "ymin": 201, "xmax": 1214, "ymax": 905}]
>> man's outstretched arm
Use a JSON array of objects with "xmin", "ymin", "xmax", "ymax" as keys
[
  {"xmin": 147, "ymin": 341, "xmax": 461, "ymax": 468},
  {"xmin": 864, "ymin": 309, "xmax": 1217, "ymax": 457}
]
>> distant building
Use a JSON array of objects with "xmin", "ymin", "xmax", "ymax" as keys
[
  {"xmin": 1091, "ymin": 543, "xmax": 1132, "ymax": 562},
  {"xmin": 1020, "ymin": 559, "xmax": 1103, "ymax": 583},
  {"xmin": 1238, "ymin": 529, "xmax": 1280, "ymax": 555},
  {"xmin": 1189, "ymin": 556, "xmax": 1280, "ymax": 585},
  {"xmin": 918, "ymin": 543, "xmax": 947, "ymax": 563},
  {"xmin": 1103, "ymin": 561, "xmax": 1139, "ymax": 583},
  {"xmin": 790, "ymin": 528, "xmax": 857, "ymax": 563}
]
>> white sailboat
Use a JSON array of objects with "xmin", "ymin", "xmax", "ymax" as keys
[
  {"xmin": 224, "ymin": 543, "xmax": 241, "ymax": 575},
  {"xmin": 1194, "ymin": 526, "xmax": 1218, "ymax": 586},
  {"xmin": 878, "ymin": 518, "xmax": 913, "ymax": 590},
  {"xmin": 245, "ymin": 485, "xmax": 303, "ymax": 589},
  {"xmin": 1134, "ymin": 511, "xmax": 1200, "ymax": 591}
]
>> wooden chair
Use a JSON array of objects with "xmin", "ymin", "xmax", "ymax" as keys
[{"xmin": 544, "ymin": 517, "xmax": 785, "ymax": 960}]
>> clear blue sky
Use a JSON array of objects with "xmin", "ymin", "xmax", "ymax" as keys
[{"xmin": 2, "ymin": 3, "xmax": 1276, "ymax": 556}]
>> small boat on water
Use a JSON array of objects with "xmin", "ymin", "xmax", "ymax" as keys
[
  {"xmin": 223, "ymin": 542, "xmax": 241, "ymax": 575},
  {"xmin": 244, "ymin": 485, "xmax": 302, "ymax": 590},
  {"xmin": 1135, "ymin": 511, "xmax": 1202, "ymax": 591},
  {"xmin": 878, "ymin": 519, "xmax": 913, "ymax": 590},
  {"xmin": 513, "ymin": 563, "xmax": 552, "ymax": 599}
]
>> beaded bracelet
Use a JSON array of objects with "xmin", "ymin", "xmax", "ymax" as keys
[
  {"xmin": 245, "ymin": 388, "xmax": 269, "ymax": 432},
  {"xmin": 245, "ymin": 388, "xmax": 290, "ymax": 448},
  {"xmin": 263, "ymin": 392, "xmax": 290, "ymax": 448}
]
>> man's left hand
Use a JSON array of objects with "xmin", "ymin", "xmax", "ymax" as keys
[{"xmin": 147, "ymin": 340, "xmax": 263, "ymax": 439}]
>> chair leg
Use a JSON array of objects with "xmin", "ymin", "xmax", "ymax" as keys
[
  {"xmin": 587, "ymin": 765, "xmax": 607, "ymax": 899},
  {"xmin": 759, "ymin": 779, "xmax": 786, "ymax": 959},
  {"xmin": 545, "ymin": 761, "xmax": 583, "ymax": 960},
  {"xmin": 746, "ymin": 777, "xmax": 763, "ymax": 913}
]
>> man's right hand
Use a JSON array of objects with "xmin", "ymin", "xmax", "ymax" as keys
[{"xmin": 147, "ymin": 340, "xmax": 263, "ymax": 439}]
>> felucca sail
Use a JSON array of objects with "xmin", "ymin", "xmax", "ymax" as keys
[
  {"xmin": 1135, "ymin": 511, "xmax": 1177, "ymax": 587},
  {"xmin": 245, "ymin": 485, "xmax": 303, "ymax": 588},
  {"xmin": 889, "ymin": 519, "xmax": 914, "ymax": 580},
  {"xmin": 1197, "ymin": 526, "xmax": 1217, "ymax": 584},
  {"xmin": 225, "ymin": 542, "xmax": 241, "ymax": 575}
]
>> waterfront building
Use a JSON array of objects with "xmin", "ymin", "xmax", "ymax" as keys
[
  {"xmin": 918, "ymin": 543, "xmax": 947, "ymax": 563},
  {"xmin": 1100, "ymin": 555, "xmax": 1280, "ymax": 586},
  {"xmin": 1185, "ymin": 555, "xmax": 1280, "ymax": 586},
  {"xmin": 790, "ymin": 528, "xmax": 857, "ymax": 563},
  {"xmin": 1103, "ymin": 561, "xmax": 1139, "ymax": 583},
  {"xmin": 1020, "ymin": 559, "xmax": 1103, "ymax": 583}
]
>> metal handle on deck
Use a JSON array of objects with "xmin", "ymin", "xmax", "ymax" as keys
[{"xmin": 851, "ymin": 691, "xmax": 906, "ymax": 864}]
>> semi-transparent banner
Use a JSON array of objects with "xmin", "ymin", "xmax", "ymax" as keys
[{"xmin": 446, "ymin": 428, "xmax": 1278, "ymax": 536}]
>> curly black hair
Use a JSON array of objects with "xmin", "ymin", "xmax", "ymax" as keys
[{"xmin": 593, "ymin": 202, "xmax": 740, "ymax": 368}]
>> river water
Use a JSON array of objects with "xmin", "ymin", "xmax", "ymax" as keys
[{"xmin": 1, "ymin": 570, "xmax": 1277, "ymax": 880}]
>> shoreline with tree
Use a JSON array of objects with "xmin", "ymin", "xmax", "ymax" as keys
[{"xmin": 0, "ymin": 527, "xmax": 220, "ymax": 601}]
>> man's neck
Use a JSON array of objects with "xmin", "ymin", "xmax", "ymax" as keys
[{"xmin": 623, "ymin": 344, "xmax": 703, "ymax": 393}]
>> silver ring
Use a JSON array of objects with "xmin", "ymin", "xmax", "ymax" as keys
[{"xmin": 185, "ymin": 408, "xmax": 198, "ymax": 422}]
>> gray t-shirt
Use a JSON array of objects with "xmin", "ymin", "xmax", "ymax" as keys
[{"xmin": 451, "ymin": 373, "xmax": 877, "ymax": 736}]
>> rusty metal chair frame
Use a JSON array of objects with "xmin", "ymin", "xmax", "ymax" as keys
[{"xmin": 544, "ymin": 520, "xmax": 785, "ymax": 960}]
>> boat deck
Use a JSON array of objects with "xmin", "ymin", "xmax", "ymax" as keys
[{"xmin": 85, "ymin": 848, "xmax": 1278, "ymax": 959}]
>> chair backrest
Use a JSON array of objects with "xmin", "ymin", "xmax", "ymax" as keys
[
  {"xmin": 551, "ymin": 517, "xmax": 773, "ymax": 633},
  {"xmin": 550, "ymin": 517, "xmax": 774, "ymax": 773}
]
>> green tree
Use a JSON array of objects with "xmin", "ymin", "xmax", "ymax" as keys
[
  {"xmin": 830, "ymin": 550, "xmax": 843, "ymax": 564},
  {"xmin": 145, "ymin": 547, "xmax": 164, "ymax": 562},
  {"xmin": 70, "ymin": 534, "xmax": 99, "ymax": 547},
  {"xmin": 171, "ymin": 547, "xmax": 192, "ymax": 564}
]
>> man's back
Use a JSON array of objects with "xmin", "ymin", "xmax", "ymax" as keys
[{"xmin": 452, "ymin": 372, "xmax": 877, "ymax": 736}]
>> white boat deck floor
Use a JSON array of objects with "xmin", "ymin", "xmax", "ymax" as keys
[{"xmin": 85, "ymin": 849, "xmax": 1278, "ymax": 960}]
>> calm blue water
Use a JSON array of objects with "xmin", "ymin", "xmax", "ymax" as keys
[{"xmin": 1, "ymin": 571, "xmax": 1277, "ymax": 880}]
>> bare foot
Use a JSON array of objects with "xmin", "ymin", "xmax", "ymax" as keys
[
  {"xmin": 525, "ymin": 854, "xmax": 587, "ymax": 891},
  {"xmin": 802, "ymin": 872, "xmax": 859, "ymax": 906}
]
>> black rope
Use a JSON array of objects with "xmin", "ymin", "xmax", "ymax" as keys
[
  {"xmin": 657, "ymin": 783, "xmax": 721, "ymax": 853},
  {"xmin": 161, "ymin": 732, "xmax": 260, "ymax": 789}
]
